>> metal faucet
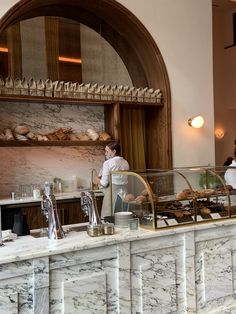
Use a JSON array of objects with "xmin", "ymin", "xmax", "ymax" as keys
[
  {"xmin": 81, "ymin": 190, "xmax": 101, "ymax": 226},
  {"xmin": 90, "ymin": 168, "xmax": 99, "ymax": 190},
  {"xmin": 41, "ymin": 182, "xmax": 65, "ymax": 239}
]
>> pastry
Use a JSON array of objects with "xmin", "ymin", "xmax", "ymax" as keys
[
  {"xmin": 200, "ymin": 207, "xmax": 211, "ymax": 215},
  {"xmin": 148, "ymin": 193, "xmax": 158, "ymax": 203},
  {"xmin": 0, "ymin": 133, "xmax": 5, "ymax": 140},
  {"xmin": 135, "ymin": 195, "xmax": 147, "ymax": 204},
  {"xmin": 141, "ymin": 189, "xmax": 149, "ymax": 196},
  {"xmin": 54, "ymin": 128, "xmax": 71, "ymax": 140},
  {"xmin": 86, "ymin": 128, "xmax": 99, "ymax": 141},
  {"xmin": 68, "ymin": 133, "xmax": 79, "ymax": 141},
  {"xmin": 15, "ymin": 134, "xmax": 28, "ymax": 141},
  {"xmin": 174, "ymin": 211, "xmax": 184, "ymax": 218},
  {"xmin": 61, "ymin": 127, "xmax": 72, "ymax": 134},
  {"xmin": 25, "ymin": 132, "xmax": 36, "ymax": 140},
  {"xmin": 77, "ymin": 133, "xmax": 90, "ymax": 141},
  {"xmin": 99, "ymin": 131, "xmax": 111, "ymax": 141},
  {"xmin": 4, "ymin": 128, "xmax": 15, "ymax": 140},
  {"xmin": 176, "ymin": 191, "xmax": 188, "ymax": 200},
  {"xmin": 47, "ymin": 133, "xmax": 58, "ymax": 141},
  {"xmin": 226, "ymin": 185, "xmax": 233, "ymax": 191},
  {"xmin": 204, "ymin": 189, "xmax": 215, "ymax": 196},
  {"xmin": 14, "ymin": 125, "xmax": 30, "ymax": 135},
  {"xmin": 41, "ymin": 135, "xmax": 49, "ymax": 141},
  {"xmin": 124, "ymin": 193, "xmax": 135, "ymax": 202},
  {"xmin": 35, "ymin": 134, "xmax": 45, "ymax": 141}
]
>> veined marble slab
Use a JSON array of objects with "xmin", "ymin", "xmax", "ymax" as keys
[
  {"xmin": 1, "ymin": 220, "xmax": 236, "ymax": 313},
  {"xmin": 0, "ymin": 102, "xmax": 106, "ymax": 198},
  {"xmin": 0, "ymin": 219, "xmax": 235, "ymax": 265}
]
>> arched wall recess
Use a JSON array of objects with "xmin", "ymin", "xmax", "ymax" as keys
[{"xmin": 0, "ymin": 0, "xmax": 172, "ymax": 169}]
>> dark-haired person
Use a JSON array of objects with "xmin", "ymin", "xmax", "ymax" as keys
[
  {"xmin": 224, "ymin": 148, "xmax": 236, "ymax": 188},
  {"xmin": 96, "ymin": 142, "xmax": 129, "ymax": 217},
  {"xmin": 223, "ymin": 156, "xmax": 233, "ymax": 166}
]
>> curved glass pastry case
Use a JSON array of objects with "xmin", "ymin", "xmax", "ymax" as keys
[{"xmin": 110, "ymin": 166, "xmax": 235, "ymax": 230}]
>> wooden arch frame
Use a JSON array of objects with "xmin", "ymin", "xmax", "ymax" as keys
[{"xmin": 0, "ymin": 0, "xmax": 172, "ymax": 169}]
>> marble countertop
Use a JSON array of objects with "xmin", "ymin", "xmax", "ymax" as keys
[
  {"xmin": 1, "ymin": 219, "xmax": 236, "ymax": 265},
  {"xmin": 0, "ymin": 189, "xmax": 103, "ymax": 206}
]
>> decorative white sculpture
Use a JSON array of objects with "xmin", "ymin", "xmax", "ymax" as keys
[{"xmin": 0, "ymin": 76, "xmax": 162, "ymax": 104}]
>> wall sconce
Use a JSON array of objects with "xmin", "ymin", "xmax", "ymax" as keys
[
  {"xmin": 215, "ymin": 128, "xmax": 225, "ymax": 139},
  {"xmin": 188, "ymin": 115, "xmax": 204, "ymax": 128}
]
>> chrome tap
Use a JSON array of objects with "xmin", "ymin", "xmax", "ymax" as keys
[
  {"xmin": 81, "ymin": 190, "xmax": 102, "ymax": 236},
  {"xmin": 41, "ymin": 182, "xmax": 65, "ymax": 239},
  {"xmin": 90, "ymin": 168, "xmax": 99, "ymax": 190},
  {"xmin": 81, "ymin": 190, "xmax": 101, "ymax": 225}
]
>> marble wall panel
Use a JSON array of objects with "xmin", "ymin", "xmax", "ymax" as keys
[
  {"xmin": 63, "ymin": 272, "xmax": 107, "ymax": 314},
  {"xmin": 0, "ymin": 102, "xmax": 106, "ymax": 197},
  {"xmin": 50, "ymin": 258, "xmax": 118, "ymax": 313},
  {"xmin": 0, "ymin": 101, "xmax": 104, "ymax": 134},
  {"xmin": 0, "ymin": 257, "xmax": 49, "ymax": 314},
  {"xmin": 195, "ymin": 237, "xmax": 236, "ymax": 313},
  {"xmin": 0, "ymin": 293, "xmax": 18, "ymax": 314},
  {"xmin": 0, "ymin": 275, "xmax": 33, "ymax": 313},
  {"xmin": 131, "ymin": 245, "xmax": 184, "ymax": 314},
  {"xmin": 117, "ymin": 242, "xmax": 131, "ymax": 314}
]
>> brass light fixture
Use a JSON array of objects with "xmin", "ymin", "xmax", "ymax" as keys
[
  {"xmin": 215, "ymin": 128, "xmax": 225, "ymax": 139},
  {"xmin": 188, "ymin": 115, "xmax": 204, "ymax": 128}
]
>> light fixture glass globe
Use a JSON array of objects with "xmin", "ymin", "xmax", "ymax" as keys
[{"xmin": 188, "ymin": 116, "xmax": 204, "ymax": 128}]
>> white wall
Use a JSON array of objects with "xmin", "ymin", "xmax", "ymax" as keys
[
  {"xmin": 118, "ymin": 0, "xmax": 215, "ymax": 167},
  {"xmin": 0, "ymin": 0, "xmax": 215, "ymax": 168},
  {"xmin": 0, "ymin": 1, "xmax": 18, "ymax": 18}
]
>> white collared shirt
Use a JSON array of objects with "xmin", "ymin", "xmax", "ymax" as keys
[
  {"xmin": 224, "ymin": 160, "xmax": 236, "ymax": 188},
  {"xmin": 100, "ymin": 156, "xmax": 129, "ymax": 187}
]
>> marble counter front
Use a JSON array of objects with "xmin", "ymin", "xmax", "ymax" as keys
[{"xmin": 1, "ymin": 220, "xmax": 236, "ymax": 313}]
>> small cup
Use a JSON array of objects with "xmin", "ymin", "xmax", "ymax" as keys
[
  {"xmin": 102, "ymin": 223, "xmax": 115, "ymax": 235},
  {"xmin": 87, "ymin": 225, "xmax": 103, "ymax": 237},
  {"xmin": 33, "ymin": 188, "xmax": 41, "ymax": 199},
  {"xmin": 128, "ymin": 218, "xmax": 139, "ymax": 231}
]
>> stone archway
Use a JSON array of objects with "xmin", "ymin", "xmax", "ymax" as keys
[{"xmin": 0, "ymin": 0, "xmax": 172, "ymax": 168}]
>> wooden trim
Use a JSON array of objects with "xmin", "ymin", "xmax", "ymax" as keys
[
  {"xmin": 0, "ymin": 0, "xmax": 172, "ymax": 169},
  {"xmin": 0, "ymin": 94, "xmax": 163, "ymax": 107},
  {"xmin": 0, "ymin": 140, "xmax": 114, "ymax": 147}
]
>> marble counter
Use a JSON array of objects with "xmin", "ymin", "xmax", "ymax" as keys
[{"xmin": 1, "ymin": 219, "xmax": 236, "ymax": 313}]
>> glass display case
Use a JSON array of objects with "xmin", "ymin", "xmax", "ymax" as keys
[{"xmin": 110, "ymin": 167, "xmax": 236, "ymax": 230}]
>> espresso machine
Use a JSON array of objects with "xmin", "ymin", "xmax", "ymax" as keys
[{"xmin": 41, "ymin": 182, "xmax": 65, "ymax": 239}]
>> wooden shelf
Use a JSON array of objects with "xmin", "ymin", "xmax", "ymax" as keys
[
  {"xmin": 0, "ymin": 94, "xmax": 163, "ymax": 107},
  {"xmin": 0, "ymin": 140, "xmax": 114, "ymax": 147}
]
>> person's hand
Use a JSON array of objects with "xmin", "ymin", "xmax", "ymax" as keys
[{"xmin": 95, "ymin": 176, "xmax": 101, "ymax": 184}]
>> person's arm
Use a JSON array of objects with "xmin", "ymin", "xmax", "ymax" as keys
[{"xmin": 95, "ymin": 161, "xmax": 110, "ymax": 187}]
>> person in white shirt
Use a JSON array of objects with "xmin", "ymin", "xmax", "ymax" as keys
[
  {"xmin": 96, "ymin": 142, "xmax": 129, "ymax": 217},
  {"xmin": 224, "ymin": 148, "xmax": 236, "ymax": 188}
]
